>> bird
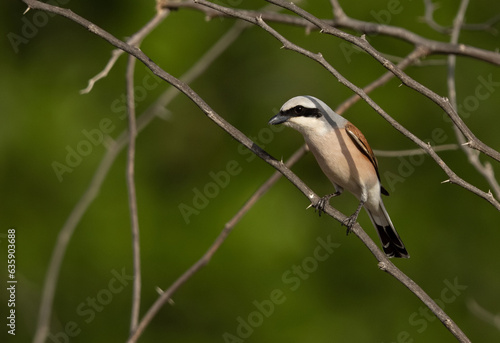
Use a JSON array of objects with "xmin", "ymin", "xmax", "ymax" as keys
[{"xmin": 268, "ymin": 95, "xmax": 409, "ymax": 258}]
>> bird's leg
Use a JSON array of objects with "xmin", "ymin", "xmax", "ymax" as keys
[
  {"xmin": 343, "ymin": 199, "xmax": 365, "ymax": 235},
  {"xmin": 312, "ymin": 191, "xmax": 341, "ymax": 217}
]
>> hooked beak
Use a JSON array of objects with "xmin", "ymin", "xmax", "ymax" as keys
[{"xmin": 268, "ymin": 112, "xmax": 289, "ymax": 125}]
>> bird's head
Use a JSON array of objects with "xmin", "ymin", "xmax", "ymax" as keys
[{"xmin": 268, "ymin": 96, "xmax": 346, "ymax": 136}]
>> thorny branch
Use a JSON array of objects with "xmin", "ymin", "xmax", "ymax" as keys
[
  {"xmin": 166, "ymin": 0, "xmax": 500, "ymax": 65},
  {"xmin": 24, "ymin": 0, "xmax": 500, "ymax": 342}
]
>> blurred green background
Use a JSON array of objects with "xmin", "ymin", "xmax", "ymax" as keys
[{"xmin": 1, "ymin": 0, "xmax": 500, "ymax": 342}]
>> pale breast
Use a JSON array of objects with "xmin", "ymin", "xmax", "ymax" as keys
[{"xmin": 305, "ymin": 128, "xmax": 379, "ymax": 200}]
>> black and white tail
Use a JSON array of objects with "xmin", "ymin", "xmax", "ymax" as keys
[{"xmin": 366, "ymin": 202, "xmax": 409, "ymax": 258}]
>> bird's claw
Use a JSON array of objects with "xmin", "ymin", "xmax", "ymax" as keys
[
  {"xmin": 310, "ymin": 192, "xmax": 340, "ymax": 217},
  {"xmin": 342, "ymin": 216, "xmax": 356, "ymax": 235},
  {"xmin": 311, "ymin": 196, "xmax": 329, "ymax": 216}
]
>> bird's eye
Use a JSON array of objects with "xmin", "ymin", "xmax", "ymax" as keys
[{"xmin": 294, "ymin": 106, "xmax": 304, "ymax": 115}]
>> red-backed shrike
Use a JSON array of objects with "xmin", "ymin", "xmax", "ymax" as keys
[{"xmin": 269, "ymin": 95, "xmax": 409, "ymax": 258}]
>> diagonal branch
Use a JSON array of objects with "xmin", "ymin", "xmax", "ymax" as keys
[{"xmin": 168, "ymin": 0, "xmax": 500, "ymax": 65}]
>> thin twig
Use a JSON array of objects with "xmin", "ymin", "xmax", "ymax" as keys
[
  {"xmin": 80, "ymin": 8, "xmax": 169, "ymax": 94},
  {"xmin": 467, "ymin": 299, "xmax": 500, "ymax": 331},
  {"xmin": 171, "ymin": 1, "xmax": 500, "ymax": 65},
  {"xmin": 423, "ymin": 0, "xmax": 452, "ymax": 34},
  {"xmin": 447, "ymin": 0, "xmax": 500, "ymax": 200},
  {"xmin": 423, "ymin": 0, "xmax": 500, "ymax": 35},
  {"xmin": 374, "ymin": 144, "xmax": 460, "ymax": 157},
  {"xmin": 335, "ymin": 47, "xmax": 429, "ymax": 115},
  {"xmin": 127, "ymin": 146, "xmax": 308, "ymax": 343},
  {"xmin": 33, "ymin": 139, "xmax": 122, "ymax": 343},
  {"xmin": 126, "ymin": 54, "xmax": 141, "ymax": 335}
]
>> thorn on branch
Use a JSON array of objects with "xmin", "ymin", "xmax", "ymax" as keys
[{"xmin": 377, "ymin": 262, "xmax": 388, "ymax": 271}]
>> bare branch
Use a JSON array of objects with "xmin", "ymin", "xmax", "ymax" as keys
[
  {"xmin": 423, "ymin": 0, "xmax": 500, "ymax": 35},
  {"xmin": 167, "ymin": 1, "xmax": 500, "ymax": 65},
  {"xmin": 374, "ymin": 144, "xmax": 460, "ymax": 157},
  {"xmin": 80, "ymin": 8, "xmax": 170, "ymax": 94},
  {"xmin": 423, "ymin": 0, "xmax": 452, "ymax": 34},
  {"xmin": 126, "ymin": 54, "xmax": 142, "ymax": 335},
  {"xmin": 33, "ymin": 140, "xmax": 123, "ymax": 343},
  {"xmin": 335, "ymin": 47, "xmax": 429, "ymax": 115},
  {"xmin": 329, "ymin": 0, "xmax": 346, "ymax": 20}
]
